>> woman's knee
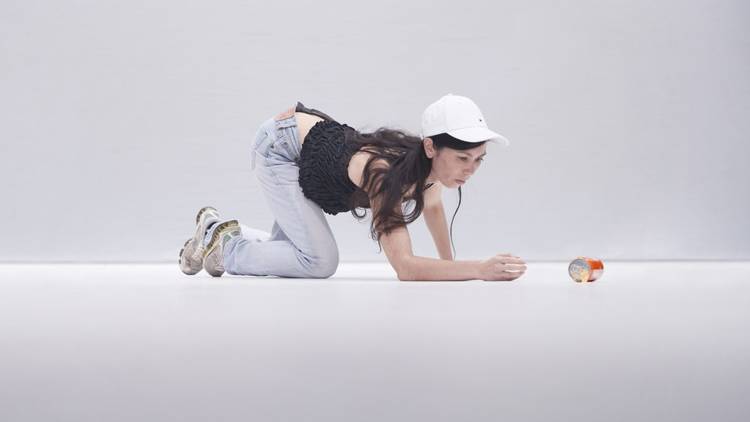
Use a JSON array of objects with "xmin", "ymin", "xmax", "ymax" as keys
[{"xmin": 304, "ymin": 249, "xmax": 339, "ymax": 278}]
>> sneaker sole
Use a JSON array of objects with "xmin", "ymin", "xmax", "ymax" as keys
[
  {"xmin": 178, "ymin": 206, "xmax": 219, "ymax": 275},
  {"xmin": 178, "ymin": 238, "xmax": 197, "ymax": 273},
  {"xmin": 203, "ymin": 219, "xmax": 240, "ymax": 259},
  {"xmin": 195, "ymin": 206, "xmax": 216, "ymax": 225},
  {"xmin": 188, "ymin": 206, "xmax": 220, "ymax": 261}
]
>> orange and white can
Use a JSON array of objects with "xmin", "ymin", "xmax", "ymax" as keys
[{"xmin": 568, "ymin": 257, "xmax": 604, "ymax": 283}]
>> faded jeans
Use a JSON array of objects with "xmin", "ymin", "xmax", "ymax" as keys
[{"xmin": 221, "ymin": 112, "xmax": 339, "ymax": 278}]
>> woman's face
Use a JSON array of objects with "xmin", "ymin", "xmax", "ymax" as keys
[{"xmin": 425, "ymin": 139, "xmax": 487, "ymax": 188}]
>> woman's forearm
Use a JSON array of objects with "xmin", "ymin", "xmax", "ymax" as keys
[
  {"xmin": 399, "ymin": 256, "xmax": 481, "ymax": 281},
  {"xmin": 423, "ymin": 206, "xmax": 453, "ymax": 260}
]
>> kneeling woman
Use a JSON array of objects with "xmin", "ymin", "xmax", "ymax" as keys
[{"xmin": 179, "ymin": 94, "xmax": 526, "ymax": 281}]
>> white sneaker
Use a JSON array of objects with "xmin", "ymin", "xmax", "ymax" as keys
[
  {"xmin": 203, "ymin": 220, "xmax": 241, "ymax": 277},
  {"xmin": 178, "ymin": 206, "xmax": 220, "ymax": 275}
]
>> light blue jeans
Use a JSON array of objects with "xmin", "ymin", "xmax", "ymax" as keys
[{"xmin": 221, "ymin": 113, "xmax": 340, "ymax": 278}]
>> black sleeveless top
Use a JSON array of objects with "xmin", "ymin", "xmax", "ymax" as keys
[
  {"xmin": 296, "ymin": 102, "xmax": 434, "ymax": 216},
  {"xmin": 296, "ymin": 102, "xmax": 369, "ymax": 215}
]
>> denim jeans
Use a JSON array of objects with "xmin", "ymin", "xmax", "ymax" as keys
[{"xmin": 222, "ymin": 112, "xmax": 340, "ymax": 278}]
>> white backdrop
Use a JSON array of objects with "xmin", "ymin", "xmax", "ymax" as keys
[{"xmin": 1, "ymin": 0, "xmax": 748, "ymax": 262}]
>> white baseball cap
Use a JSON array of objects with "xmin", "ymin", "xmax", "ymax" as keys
[{"xmin": 421, "ymin": 94, "xmax": 509, "ymax": 146}]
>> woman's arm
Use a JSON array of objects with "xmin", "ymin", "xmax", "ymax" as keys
[
  {"xmin": 358, "ymin": 161, "xmax": 480, "ymax": 281},
  {"xmin": 422, "ymin": 182, "xmax": 453, "ymax": 260},
  {"xmin": 380, "ymin": 224, "xmax": 480, "ymax": 281},
  {"xmin": 423, "ymin": 205, "xmax": 453, "ymax": 260}
]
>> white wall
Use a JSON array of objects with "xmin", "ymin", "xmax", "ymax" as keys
[{"xmin": 1, "ymin": 0, "xmax": 748, "ymax": 262}]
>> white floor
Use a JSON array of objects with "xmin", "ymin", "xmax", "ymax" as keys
[{"xmin": 0, "ymin": 262, "xmax": 748, "ymax": 422}]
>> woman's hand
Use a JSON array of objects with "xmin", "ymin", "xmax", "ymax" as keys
[{"xmin": 478, "ymin": 254, "xmax": 527, "ymax": 281}]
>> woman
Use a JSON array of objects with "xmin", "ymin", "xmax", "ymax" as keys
[{"xmin": 179, "ymin": 94, "xmax": 527, "ymax": 281}]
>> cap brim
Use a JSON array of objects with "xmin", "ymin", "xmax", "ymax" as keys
[{"xmin": 447, "ymin": 127, "xmax": 510, "ymax": 146}]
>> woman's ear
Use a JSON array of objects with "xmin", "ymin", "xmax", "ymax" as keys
[{"xmin": 423, "ymin": 137, "xmax": 435, "ymax": 158}]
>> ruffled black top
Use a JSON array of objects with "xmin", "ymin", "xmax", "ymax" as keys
[{"xmin": 296, "ymin": 102, "xmax": 368, "ymax": 215}]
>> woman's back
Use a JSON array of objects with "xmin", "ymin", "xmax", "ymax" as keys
[
  {"xmin": 296, "ymin": 104, "xmax": 424, "ymax": 212},
  {"xmin": 295, "ymin": 110, "xmax": 372, "ymax": 191},
  {"xmin": 295, "ymin": 111, "xmax": 325, "ymax": 145}
]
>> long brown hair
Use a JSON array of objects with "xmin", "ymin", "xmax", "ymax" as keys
[{"xmin": 346, "ymin": 128, "xmax": 486, "ymax": 255}]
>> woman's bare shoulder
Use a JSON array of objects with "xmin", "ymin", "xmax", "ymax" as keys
[{"xmin": 347, "ymin": 149, "xmax": 390, "ymax": 191}]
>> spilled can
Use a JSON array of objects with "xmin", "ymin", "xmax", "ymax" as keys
[{"xmin": 568, "ymin": 257, "xmax": 604, "ymax": 283}]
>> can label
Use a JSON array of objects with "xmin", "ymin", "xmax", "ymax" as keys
[{"xmin": 568, "ymin": 257, "xmax": 604, "ymax": 283}]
